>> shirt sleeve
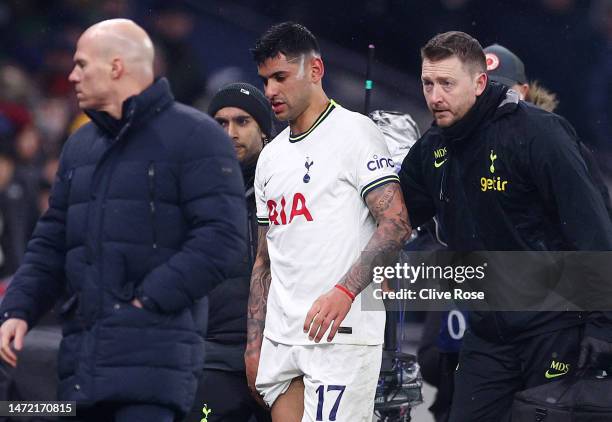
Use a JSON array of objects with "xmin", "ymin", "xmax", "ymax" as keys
[
  {"xmin": 351, "ymin": 117, "xmax": 400, "ymax": 200},
  {"xmin": 254, "ymin": 152, "xmax": 269, "ymax": 226}
]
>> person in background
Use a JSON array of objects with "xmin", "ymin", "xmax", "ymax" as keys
[
  {"xmin": 0, "ymin": 19, "xmax": 246, "ymax": 422},
  {"xmin": 485, "ymin": 43, "xmax": 612, "ymax": 217},
  {"xmin": 484, "ymin": 44, "xmax": 558, "ymax": 111},
  {"xmin": 401, "ymin": 31, "xmax": 612, "ymax": 422},
  {"xmin": 185, "ymin": 82, "xmax": 273, "ymax": 422}
]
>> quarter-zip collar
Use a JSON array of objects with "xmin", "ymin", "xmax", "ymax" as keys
[{"xmin": 436, "ymin": 81, "xmax": 513, "ymax": 202}]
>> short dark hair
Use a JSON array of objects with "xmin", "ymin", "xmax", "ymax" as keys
[
  {"xmin": 421, "ymin": 31, "xmax": 486, "ymax": 74},
  {"xmin": 251, "ymin": 21, "xmax": 320, "ymax": 65}
]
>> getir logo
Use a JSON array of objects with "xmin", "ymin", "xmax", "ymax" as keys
[
  {"xmin": 267, "ymin": 193, "xmax": 313, "ymax": 225},
  {"xmin": 480, "ymin": 149, "xmax": 509, "ymax": 192}
]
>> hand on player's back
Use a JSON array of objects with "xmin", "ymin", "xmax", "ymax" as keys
[{"xmin": 304, "ymin": 287, "xmax": 352, "ymax": 343}]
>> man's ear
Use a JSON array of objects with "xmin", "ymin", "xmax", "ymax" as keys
[
  {"xmin": 110, "ymin": 57, "xmax": 124, "ymax": 80},
  {"xmin": 475, "ymin": 72, "xmax": 487, "ymax": 96},
  {"xmin": 310, "ymin": 56, "xmax": 324, "ymax": 83},
  {"xmin": 517, "ymin": 83, "xmax": 529, "ymax": 101}
]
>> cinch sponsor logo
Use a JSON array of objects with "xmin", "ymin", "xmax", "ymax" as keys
[
  {"xmin": 367, "ymin": 155, "xmax": 394, "ymax": 171},
  {"xmin": 433, "ymin": 147, "xmax": 447, "ymax": 168},
  {"xmin": 545, "ymin": 360, "xmax": 570, "ymax": 379},
  {"xmin": 267, "ymin": 193, "xmax": 313, "ymax": 225},
  {"xmin": 480, "ymin": 149, "xmax": 509, "ymax": 192}
]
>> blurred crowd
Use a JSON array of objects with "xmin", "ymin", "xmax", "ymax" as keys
[
  {"xmin": 240, "ymin": 0, "xmax": 612, "ymax": 172},
  {"xmin": 2, "ymin": 0, "xmax": 612, "ymax": 278},
  {"xmin": 0, "ymin": 0, "xmax": 211, "ymax": 280}
]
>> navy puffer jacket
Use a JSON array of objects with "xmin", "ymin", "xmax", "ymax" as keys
[{"xmin": 0, "ymin": 78, "xmax": 247, "ymax": 416}]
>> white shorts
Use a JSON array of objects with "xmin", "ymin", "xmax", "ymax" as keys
[{"xmin": 255, "ymin": 337, "xmax": 382, "ymax": 422}]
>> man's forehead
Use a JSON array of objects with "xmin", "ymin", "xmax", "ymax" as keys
[
  {"xmin": 257, "ymin": 53, "xmax": 299, "ymax": 76},
  {"xmin": 73, "ymin": 36, "xmax": 86, "ymax": 55},
  {"xmin": 421, "ymin": 56, "xmax": 466, "ymax": 77},
  {"xmin": 73, "ymin": 47, "xmax": 88, "ymax": 62},
  {"xmin": 73, "ymin": 34, "xmax": 99, "ymax": 58},
  {"xmin": 214, "ymin": 106, "xmax": 254, "ymax": 119},
  {"xmin": 75, "ymin": 30, "xmax": 121, "ymax": 62}
]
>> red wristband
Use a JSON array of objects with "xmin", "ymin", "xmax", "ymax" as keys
[{"xmin": 335, "ymin": 284, "xmax": 356, "ymax": 302}]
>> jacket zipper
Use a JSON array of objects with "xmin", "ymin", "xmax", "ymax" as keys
[
  {"xmin": 65, "ymin": 168, "xmax": 75, "ymax": 292},
  {"xmin": 148, "ymin": 161, "xmax": 158, "ymax": 250},
  {"xmin": 83, "ymin": 107, "xmax": 135, "ymax": 395},
  {"xmin": 439, "ymin": 147, "xmax": 451, "ymax": 203},
  {"xmin": 66, "ymin": 168, "xmax": 75, "ymax": 185}
]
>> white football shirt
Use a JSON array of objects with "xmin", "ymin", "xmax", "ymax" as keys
[{"xmin": 255, "ymin": 100, "xmax": 399, "ymax": 345}]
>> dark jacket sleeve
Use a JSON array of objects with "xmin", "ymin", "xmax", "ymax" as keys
[
  {"xmin": 0, "ymin": 141, "xmax": 73, "ymax": 326},
  {"xmin": 529, "ymin": 115, "xmax": 612, "ymax": 250},
  {"xmin": 399, "ymin": 139, "xmax": 436, "ymax": 228},
  {"xmin": 529, "ymin": 116, "xmax": 612, "ymax": 341},
  {"xmin": 138, "ymin": 119, "xmax": 247, "ymax": 313},
  {"xmin": 577, "ymin": 140, "xmax": 612, "ymax": 221}
]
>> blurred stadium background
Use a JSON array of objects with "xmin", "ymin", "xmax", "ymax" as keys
[{"xmin": 0, "ymin": 1, "xmax": 610, "ymax": 420}]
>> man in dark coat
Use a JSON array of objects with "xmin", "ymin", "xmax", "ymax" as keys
[
  {"xmin": 400, "ymin": 31, "xmax": 612, "ymax": 421},
  {"xmin": 0, "ymin": 19, "xmax": 246, "ymax": 422},
  {"xmin": 185, "ymin": 82, "xmax": 273, "ymax": 422}
]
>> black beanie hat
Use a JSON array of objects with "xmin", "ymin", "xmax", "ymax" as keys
[{"xmin": 208, "ymin": 82, "xmax": 272, "ymax": 138}]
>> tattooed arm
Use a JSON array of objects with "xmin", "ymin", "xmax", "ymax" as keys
[
  {"xmin": 340, "ymin": 182, "xmax": 411, "ymax": 294},
  {"xmin": 303, "ymin": 182, "xmax": 411, "ymax": 342},
  {"xmin": 245, "ymin": 225, "xmax": 271, "ymax": 404}
]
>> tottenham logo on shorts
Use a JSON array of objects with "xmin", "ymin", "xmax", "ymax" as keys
[
  {"xmin": 303, "ymin": 157, "xmax": 314, "ymax": 183},
  {"xmin": 367, "ymin": 155, "xmax": 394, "ymax": 171}
]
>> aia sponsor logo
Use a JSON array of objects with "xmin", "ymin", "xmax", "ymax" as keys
[{"xmin": 267, "ymin": 193, "xmax": 313, "ymax": 225}]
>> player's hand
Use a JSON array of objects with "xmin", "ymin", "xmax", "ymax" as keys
[
  {"xmin": 304, "ymin": 287, "xmax": 353, "ymax": 343},
  {"xmin": 245, "ymin": 351, "xmax": 267, "ymax": 408},
  {"xmin": 0, "ymin": 318, "xmax": 28, "ymax": 368}
]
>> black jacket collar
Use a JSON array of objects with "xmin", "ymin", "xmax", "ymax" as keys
[
  {"xmin": 85, "ymin": 77, "xmax": 174, "ymax": 138},
  {"xmin": 435, "ymin": 82, "xmax": 517, "ymax": 203}
]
